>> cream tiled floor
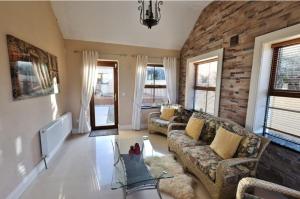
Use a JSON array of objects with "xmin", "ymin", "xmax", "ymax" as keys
[{"xmin": 21, "ymin": 130, "xmax": 210, "ymax": 199}]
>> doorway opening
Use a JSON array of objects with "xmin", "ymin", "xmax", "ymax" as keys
[{"xmin": 90, "ymin": 60, "xmax": 118, "ymax": 130}]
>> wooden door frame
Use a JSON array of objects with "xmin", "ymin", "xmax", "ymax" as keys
[{"xmin": 90, "ymin": 60, "xmax": 119, "ymax": 130}]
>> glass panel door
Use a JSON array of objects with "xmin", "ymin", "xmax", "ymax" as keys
[{"xmin": 91, "ymin": 61, "xmax": 118, "ymax": 129}]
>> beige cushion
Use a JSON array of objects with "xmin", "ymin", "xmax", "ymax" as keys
[
  {"xmin": 185, "ymin": 118, "xmax": 205, "ymax": 140},
  {"xmin": 160, "ymin": 108, "xmax": 175, "ymax": 121},
  {"xmin": 210, "ymin": 127, "xmax": 243, "ymax": 159}
]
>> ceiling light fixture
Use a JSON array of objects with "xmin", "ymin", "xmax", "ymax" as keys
[{"xmin": 138, "ymin": 0, "xmax": 163, "ymax": 29}]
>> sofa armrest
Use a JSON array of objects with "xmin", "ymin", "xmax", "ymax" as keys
[
  {"xmin": 219, "ymin": 158, "xmax": 258, "ymax": 168},
  {"xmin": 167, "ymin": 123, "xmax": 187, "ymax": 132},
  {"xmin": 169, "ymin": 116, "xmax": 181, "ymax": 123},
  {"xmin": 148, "ymin": 112, "xmax": 161, "ymax": 130},
  {"xmin": 236, "ymin": 177, "xmax": 300, "ymax": 199}
]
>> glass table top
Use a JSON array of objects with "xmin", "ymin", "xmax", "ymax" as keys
[{"xmin": 111, "ymin": 136, "xmax": 173, "ymax": 190}]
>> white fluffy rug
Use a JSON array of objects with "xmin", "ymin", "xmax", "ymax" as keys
[{"xmin": 144, "ymin": 155, "xmax": 195, "ymax": 199}]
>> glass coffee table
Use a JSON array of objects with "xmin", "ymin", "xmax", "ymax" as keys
[{"xmin": 111, "ymin": 136, "xmax": 173, "ymax": 199}]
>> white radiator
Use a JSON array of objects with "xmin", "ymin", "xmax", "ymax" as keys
[{"xmin": 40, "ymin": 112, "xmax": 72, "ymax": 168}]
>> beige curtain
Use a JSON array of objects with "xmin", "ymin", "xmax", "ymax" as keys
[
  {"xmin": 163, "ymin": 57, "xmax": 177, "ymax": 104},
  {"xmin": 132, "ymin": 55, "xmax": 148, "ymax": 130},
  {"xmin": 78, "ymin": 50, "xmax": 99, "ymax": 133}
]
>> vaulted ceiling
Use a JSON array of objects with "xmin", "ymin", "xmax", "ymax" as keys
[{"xmin": 51, "ymin": 1, "xmax": 211, "ymax": 50}]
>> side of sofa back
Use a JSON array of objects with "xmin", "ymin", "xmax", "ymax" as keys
[
  {"xmin": 160, "ymin": 104, "xmax": 182, "ymax": 112},
  {"xmin": 176, "ymin": 108, "xmax": 193, "ymax": 123},
  {"xmin": 191, "ymin": 111, "xmax": 221, "ymax": 144}
]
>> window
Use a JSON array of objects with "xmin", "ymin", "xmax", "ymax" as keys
[
  {"xmin": 193, "ymin": 58, "xmax": 218, "ymax": 114},
  {"xmin": 185, "ymin": 49, "xmax": 223, "ymax": 113},
  {"xmin": 264, "ymin": 38, "xmax": 300, "ymax": 149},
  {"xmin": 142, "ymin": 64, "xmax": 167, "ymax": 106}
]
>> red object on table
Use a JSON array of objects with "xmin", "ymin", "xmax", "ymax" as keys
[
  {"xmin": 134, "ymin": 143, "xmax": 141, "ymax": 155},
  {"xmin": 129, "ymin": 146, "xmax": 135, "ymax": 155},
  {"xmin": 128, "ymin": 143, "xmax": 141, "ymax": 155}
]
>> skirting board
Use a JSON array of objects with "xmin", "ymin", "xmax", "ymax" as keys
[
  {"xmin": 118, "ymin": 124, "xmax": 132, "ymax": 130},
  {"xmin": 141, "ymin": 123, "xmax": 147, "ymax": 130},
  {"xmin": 6, "ymin": 159, "xmax": 45, "ymax": 199},
  {"xmin": 118, "ymin": 124, "xmax": 147, "ymax": 130},
  {"xmin": 71, "ymin": 128, "xmax": 79, "ymax": 134},
  {"xmin": 6, "ymin": 131, "xmax": 71, "ymax": 199},
  {"xmin": 72, "ymin": 126, "xmax": 147, "ymax": 132}
]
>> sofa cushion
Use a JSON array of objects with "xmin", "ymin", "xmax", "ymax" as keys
[
  {"xmin": 160, "ymin": 108, "xmax": 176, "ymax": 121},
  {"xmin": 186, "ymin": 118, "xmax": 205, "ymax": 140},
  {"xmin": 183, "ymin": 146, "xmax": 250, "ymax": 183},
  {"xmin": 176, "ymin": 109, "xmax": 194, "ymax": 123},
  {"xmin": 192, "ymin": 112, "xmax": 220, "ymax": 144},
  {"xmin": 235, "ymin": 134, "xmax": 261, "ymax": 158},
  {"xmin": 150, "ymin": 117, "xmax": 169, "ymax": 128},
  {"xmin": 168, "ymin": 130, "xmax": 204, "ymax": 148},
  {"xmin": 183, "ymin": 145, "xmax": 222, "ymax": 181},
  {"xmin": 210, "ymin": 127, "xmax": 243, "ymax": 159}
]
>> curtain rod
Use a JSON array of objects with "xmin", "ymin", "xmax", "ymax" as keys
[
  {"xmin": 73, "ymin": 50, "xmax": 179, "ymax": 60},
  {"xmin": 131, "ymin": 54, "xmax": 162, "ymax": 59},
  {"xmin": 73, "ymin": 50, "xmax": 127, "ymax": 57},
  {"xmin": 131, "ymin": 54, "xmax": 180, "ymax": 60}
]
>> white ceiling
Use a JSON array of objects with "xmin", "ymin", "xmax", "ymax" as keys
[{"xmin": 51, "ymin": 1, "xmax": 211, "ymax": 50}]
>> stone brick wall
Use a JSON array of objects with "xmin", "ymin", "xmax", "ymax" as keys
[
  {"xmin": 257, "ymin": 143, "xmax": 300, "ymax": 190},
  {"xmin": 179, "ymin": 1, "xmax": 300, "ymax": 126},
  {"xmin": 179, "ymin": 1, "xmax": 300, "ymax": 190}
]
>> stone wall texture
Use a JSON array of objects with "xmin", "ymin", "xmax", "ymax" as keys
[
  {"xmin": 257, "ymin": 143, "xmax": 300, "ymax": 190},
  {"xmin": 179, "ymin": 1, "xmax": 300, "ymax": 126},
  {"xmin": 179, "ymin": 1, "xmax": 300, "ymax": 190}
]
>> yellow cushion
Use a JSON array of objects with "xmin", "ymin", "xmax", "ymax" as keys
[
  {"xmin": 210, "ymin": 127, "xmax": 243, "ymax": 159},
  {"xmin": 185, "ymin": 118, "xmax": 205, "ymax": 140},
  {"xmin": 160, "ymin": 108, "xmax": 175, "ymax": 121}
]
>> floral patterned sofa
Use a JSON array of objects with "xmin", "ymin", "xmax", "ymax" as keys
[
  {"xmin": 148, "ymin": 104, "xmax": 193, "ymax": 136},
  {"xmin": 167, "ymin": 112, "xmax": 270, "ymax": 199}
]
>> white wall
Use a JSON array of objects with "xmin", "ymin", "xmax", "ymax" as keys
[{"xmin": 0, "ymin": 2, "xmax": 68, "ymax": 198}]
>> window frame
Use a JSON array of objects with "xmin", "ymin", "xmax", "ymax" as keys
[
  {"xmin": 184, "ymin": 49, "xmax": 223, "ymax": 116},
  {"xmin": 244, "ymin": 24, "xmax": 300, "ymax": 152},
  {"xmin": 268, "ymin": 38, "xmax": 300, "ymax": 98},
  {"xmin": 263, "ymin": 38, "xmax": 300, "ymax": 141},
  {"xmin": 143, "ymin": 64, "xmax": 167, "ymax": 105},
  {"xmin": 193, "ymin": 58, "xmax": 218, "ymax": 113}
]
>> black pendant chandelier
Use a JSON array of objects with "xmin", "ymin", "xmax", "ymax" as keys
[{"xmin": 138, "ymin": 0, "xmax": 163, "ymax": 29}]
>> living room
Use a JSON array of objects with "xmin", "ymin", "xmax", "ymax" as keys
[{"xmin": 0, "ymin": 1, "xmax": 299, "ymax": 199}]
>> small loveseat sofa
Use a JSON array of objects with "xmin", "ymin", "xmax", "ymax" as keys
[
  {"xmin": 167, "ymin": 112, "xmax": 270, "ymax": 199},
  {"xmin": 148, "ymin": 104, "xmax": 192, "ymax": 136}
]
